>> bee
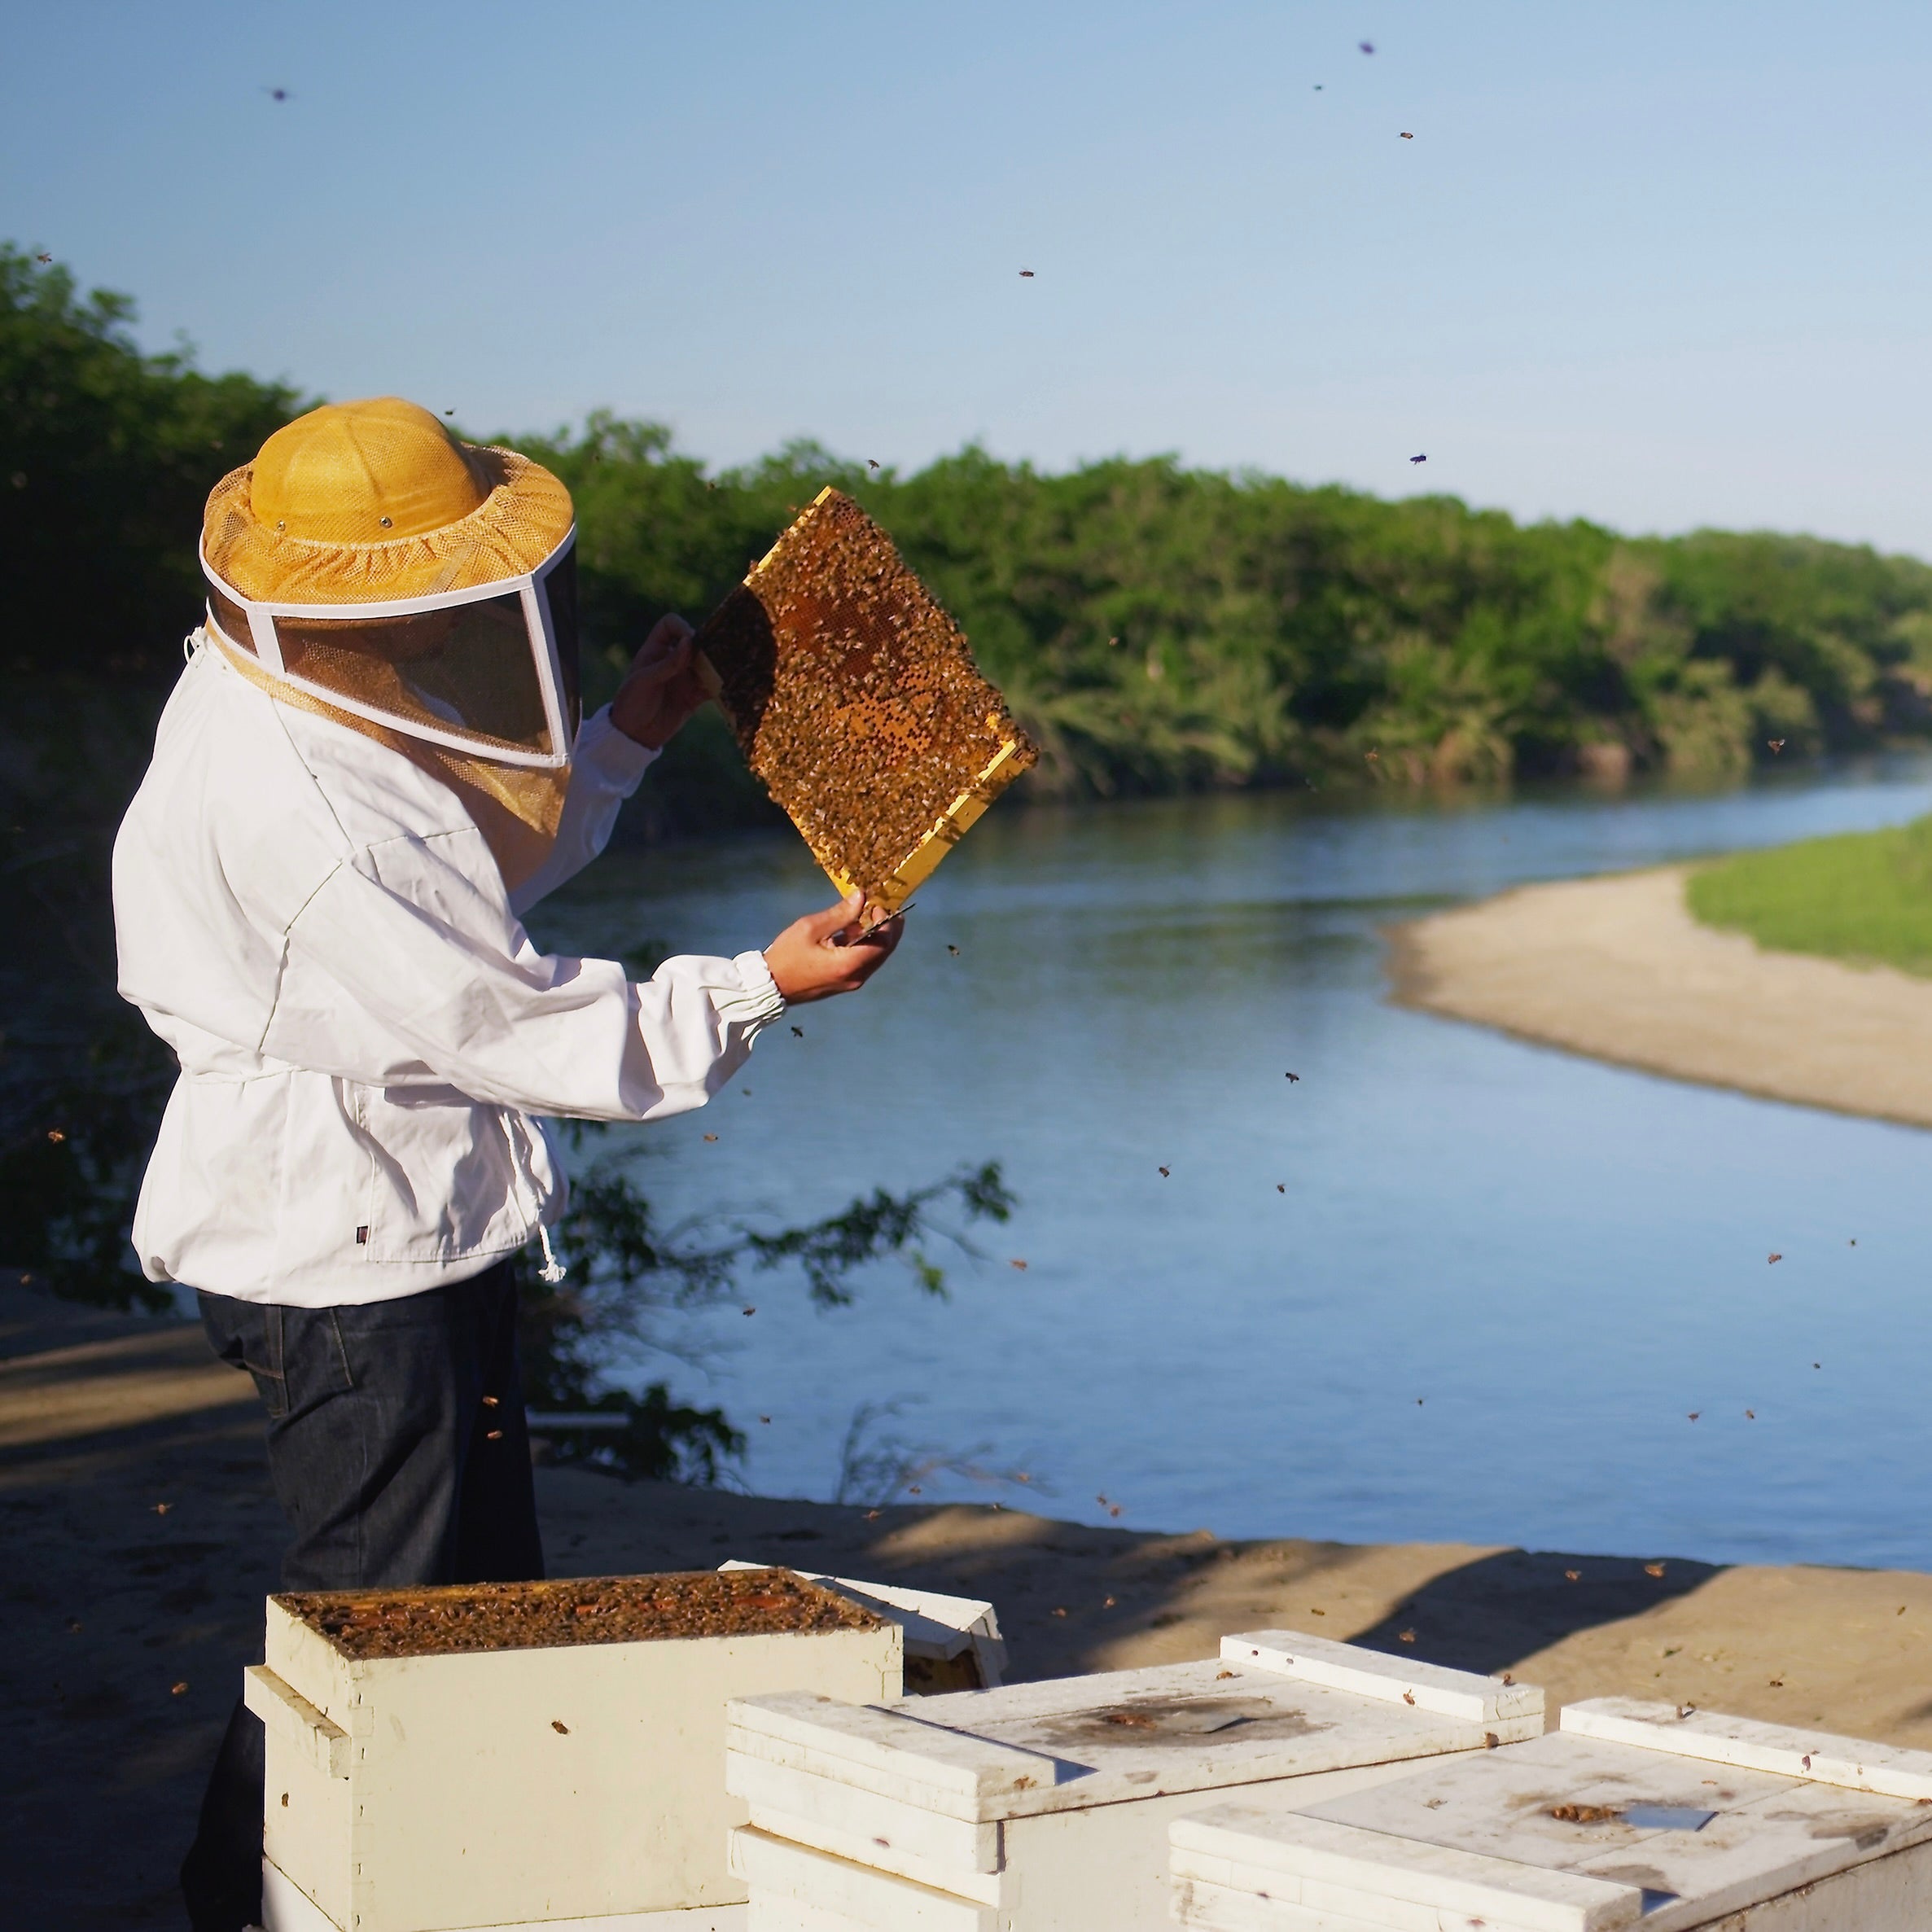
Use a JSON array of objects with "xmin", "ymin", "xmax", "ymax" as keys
[
  {"xmin": 868, "ymin": 459, "xmax": 881, "ymax": 471},
  {"xmin": 151, "ymin": 1502, "xmax": 172, "ymax": 1515},
  {"xmin": 1769, "ymin": 1677, "xmax": 1784, "ymax": 1688},
  {"xmin": 1310, "ymin": 1606, "xmax": 1325, "ymax": 1615},
  {"xmin": 1416, "ymin": 1398, "xmax": 1424, "ymax": 1407},
  {"xmin": 1365, "ymin": 749, "xmax": 1380, "ymax": 761},
  {"xmin": 36, "ymin": 252, "xmax": 53, "ymax": 265},
  {"xmin": 703, "ymin": 1133, "xmax": 719, "ymax": 1142},
  {"xmin": 1159, "ymin": 1166, "xmax": 1170, "ymax": 1176},
  {"xmin": 760, "ymin": 1414, "xmax": 770, "ymax": 1423},
  {"xmin": 1500, "ymin": 1672, "xmax": 1514, "ymax": 1684},
  {"xmin": 1767, "ymin": 1252, "xmax": 1781, "ymax": 1264},
  {"xmin": 1565, "ymin": 1569, "xmax": 1580, "ymax": 1581},
  {"xmin": 1286, "ymin": 1071, "xmax": 1301, "ymax": 1081},
  {"xmin": 1768, "ymin": 739, "xmax": 1786, "ymax": 754},
  {"xmin": 1645, "ymin": 1562, "xmax": 1665, "ymax": 1578},
  {"xmin": 1409, "ymin": 453, "xmax": 1426, "ymax": 462},
  {"xmin": 486, "ymin": 1429, "xmax": 502, "ymax": 1441},
  {"xmin": 1813, "ymin": 1361, "xmax": 1821, "ymax": 1369},
  {"xmin": 1277, "ymin": 1184, "xmax": 1286, "ymax": 1193},
  {"xmin": 1010, "ymin": 1258, "xmax": 1028, "ymax": 1269},
  {"xmin": 172, "ymin": 1680, "xmax": 189, "ymax": 1696},
  {"xmin": 1019, "ymin": 269, "xmax": 1035, "ymax": 278},
  {"xmin": 1106, "ymin": 1595, "xmax": 1118, "ymax": 1607},
  {"xmin": 1745, "ymin": 1408, "xmax": 1755, "ymax": 1420},
  {"xmin": 948, "ymin": 944, "xmax": 961, "ymax": 956},
  {"xmin": 1402, "ymin": 1689, "xmax": 1416, "ymax": 1705},
  {"xmin": 1400, "ymin": 132, "xmax": 1414, "ymax": 139},
  {"xmin": 743, "ymin": 1307, "xmax": 756, "ymax": 1316},
  {"xmin": 791, "ymin": 1025, "xmax": 804, "ymax": 1037},
  {"xmin": 1360, "ymin": 40, "xmax": 1374, "ymax": 53},
  {"xmin": 1052, "ymin": 1606, "xmax": 1068, "ymax": 1618},
  {"xmin": 907, "ymin": 1484, "xmax": 922, "ymax": 1495},
  {"xmin": 1688, "ymin": 1411, "xmax": 1701, "ymax": 1422},
  {"xmin": 551, "ymin": 1720, "xmax": 569, "ymax": 1734},
  {"xmin": 1398, "ymin": 1628, "xmax": 1416, "ymax": 1644},
  {"xmin": 864, "ymin": 1509, "xmax": 880, "ymax": 1519},
  {"xmin": 264, "ymin": 85, "xmax": 291, "ymax": 101}
]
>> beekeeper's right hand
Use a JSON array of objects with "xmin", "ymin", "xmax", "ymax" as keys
[{"xmin": 764, "ymin": 892, "xmax": 902, "ymax": 1004}]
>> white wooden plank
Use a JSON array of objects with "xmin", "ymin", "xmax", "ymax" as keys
[
  {"xmin": 1560, "ymin": 1698, "xmax": 1932, "ymax": 1802},
  {"xmin": 245, "ymin": 1665, "xmax": 351, "ymax": 1780},
  {"xmin": 1569, "ymin": 1776, "xmax": 1932, "ymax": 1932},
  {"xmin": 727, "ymin": 1693, "xmax": 1058, "ymax": 1811},
  {"xmin": 729, "ymin": 1826, "xmax": 995, "ymax": 1932},
  {"xmin": 726, "ymin": 1724, "xmax": 1004, "ymax": 1823},
  {"xmin": 1172, "ymin": 1871, "xmax": 1404, "ymax": 1931},
  {"xmin": 725, "ymin": 1752, "xmax": 999, "ymax": 1876},
  {"xmin": 1170, "ymin": 1807, "xmax": 1643, "ymax": 1932},
  {"xmin": 1223, "ymin": 1632, "xmax": 1542, "ymax": 1727}
]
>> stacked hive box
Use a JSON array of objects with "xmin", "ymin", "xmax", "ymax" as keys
[
  {"xmin": 1170, "ymin": 1696, "xmax": 1932, "ymax": 1930},
  {"xmin": 725, "ymin": 1629, "xmax": 1544, "ymax": 1930},
  {"xmin": 248, "ymin": 1569, "xmax": 902, "ymax": 1932}
]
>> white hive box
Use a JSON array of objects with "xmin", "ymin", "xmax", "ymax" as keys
[
  {"xmin": 725, "ymin": 1628, "xmax": 1543, "ymax": 1930},
  {"xmin": 248, "ymin": 1568, "xmax": 902, "ymax": 1932},
  {"xmin": 721, "ymin": 1561, "xmax": 1007, "ymax": 1691},
  {"xmin": 1170, "ymin": 1695, "xmax": 1932, "ymax": 1930}
]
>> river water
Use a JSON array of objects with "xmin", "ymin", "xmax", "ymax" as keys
[{"xmin": 532, "ymin": 760, "xmax": 1932, "ymax": 1571}]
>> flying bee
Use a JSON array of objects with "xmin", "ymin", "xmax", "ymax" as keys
[
  {"xmin": 703, "ymin": 1133, "xmax": 718, "ymax": 1142},
  {"xmin": 1768, "ymin": 738, "xmax": 1786, "ymax": 754},
  {"xmin": 1565, "ymin": 1569, "xmax": 1580, "ymax": 1581},
  {"xmin": 1010, "ymin": 1258, "xmax": 1028, "ymax": 1269},
  {"xmin": 1767, "ymin": 1252, "xmax": 1781, "ymax": 1264},
  {"xmin": 791, "ymin": 1025, "xmax": 804, "ymax": 1037},
  {"xmin": 1019, "ymin": 269, "xmax": 1035, "ymax": 277},
  {"xmin": 1645, "ymin": 1562, "xmax": 1666, "ymax": 1577},
  {"xmin": 1159, "ymin": 1165, "xmax": 1170, "ymax": 1176},
  {"xmin": 1400, "ymin": 132, "xmax": 1413, "ymax": 139},
  {"xmin": 1286, "ymin": 1071, "xmax": 1301, "ymax": 1081}
]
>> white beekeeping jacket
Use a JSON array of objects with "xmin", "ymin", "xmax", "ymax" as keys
[{"xmin": 113, "ymin": 636, "xmax": 786, "ymax": 1307}]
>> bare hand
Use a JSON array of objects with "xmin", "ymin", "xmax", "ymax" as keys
[
  {"xmin": 764, "ymin": 892, "xmax": 904, "ymax": 1004},
  {"xmin": 611, "ymin": 614, "xmax": 710, "ymax": 749}
]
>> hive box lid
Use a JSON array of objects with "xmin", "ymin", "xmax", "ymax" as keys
[
  {"xmin": 729, "ymin": 1629, "xmax": 1541, "ymax": 1822},
  {"xmin": 1172, "ymin": 1702, "xmax": 1932, "ymax": 1931},
  {"xmin": 720, "ymin": 1560, "xmax": 1006, "ymax": 1684}
]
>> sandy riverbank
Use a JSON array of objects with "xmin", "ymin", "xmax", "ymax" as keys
[
  {"xmin": 7, "ymin": 1277, "xmax": 1932, "ymax": 1925},
  {"xmin": 1389, "ymin": 862, "xmax": 1932, "ymax": 1128}
]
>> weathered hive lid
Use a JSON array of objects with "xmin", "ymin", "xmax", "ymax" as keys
[
  {"xmin": 729, "ymin": 1628, "xmax": 1542, "ymax": 1822},
  {"xmin": 1172, "ymin": 1698, "xmax": 1932, "ymax": 1931},
  {"xmin": 693, "ymin": 486, "xmax": 1036, "ymax": 912},
  {"xmin": 275, "ymin": 1566, "xmax": 887, "ymax": 1661}
]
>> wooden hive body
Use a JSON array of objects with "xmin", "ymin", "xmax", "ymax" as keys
[
  {"xmin": 694, "ymin": 488, "xmax": 1036, "ymax": 911},
  {"xmin": 725, "ymin": 1629, "xmax": 1544, "ymax": 1930},
  {"xmin": 248, "ymin": 1569, "xmax": 902, "ymax": 1932},
  {"xmin": 1169, "ymin": 1696, "xmax": 1932, "ymax": 1930}
]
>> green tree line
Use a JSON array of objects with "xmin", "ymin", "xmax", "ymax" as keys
[{"xmin": 11, "ymin": 248, "xmax": 1932, "ymax": 1324}]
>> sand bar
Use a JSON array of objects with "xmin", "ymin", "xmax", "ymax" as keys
[
  {"xmin": 1390, "ymin": 863, "xmax": 1932, "ymax": 1128},
  {"xmin": 7, "ymin": 1277, "xmax": 1932, "ymax": 1925}
]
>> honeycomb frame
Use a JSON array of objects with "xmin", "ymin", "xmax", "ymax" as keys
[{"xmin": 693, "ymin": 487, "xmax": 1036, "ymax": 911}]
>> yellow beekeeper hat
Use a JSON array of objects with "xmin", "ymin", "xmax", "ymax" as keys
[
  {"xmin": 202, "ymin": 395, "xmax": 573, "ymax": 603},
  {"xmin": 198, "ymin": 399, "xmax": 582, "ymax": 891}
]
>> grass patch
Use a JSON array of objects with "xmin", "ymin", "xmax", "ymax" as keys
[{"xmin": 1687, "ymin": 817, "xmax": 1932, "ymax": 976}]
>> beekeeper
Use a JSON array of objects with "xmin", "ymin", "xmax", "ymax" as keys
[{"xmin": 112, "ymin": 396, "xmax": 900, "ymax": 1932}]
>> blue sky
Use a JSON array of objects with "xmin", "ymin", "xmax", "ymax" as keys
[{"xmin": 9, "ymin": 1, "xmax": 1932, "ymax": 551}]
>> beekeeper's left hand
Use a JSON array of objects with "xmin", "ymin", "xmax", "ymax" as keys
[{"xmin": 612, "ymin": 614, "xmax": 711, "ymax": 749}]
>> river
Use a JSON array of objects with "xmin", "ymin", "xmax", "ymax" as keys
[{"xmin": 531, "ymin": 758, "xmax": 1932, "ymax": 1571}]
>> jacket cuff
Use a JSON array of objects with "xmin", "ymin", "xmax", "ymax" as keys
[
  {"xmin": 730, "ymin": 948, "xmax": 788, "ymax": 1035},
  {"xmin": 576, "ymin": 706, "xmax": 659, "ymax": 796}
]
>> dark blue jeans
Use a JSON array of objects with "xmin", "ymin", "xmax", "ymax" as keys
[{"xmin": 181, "ymin": 1260, "xmax": 543, "ymax": 1931}]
